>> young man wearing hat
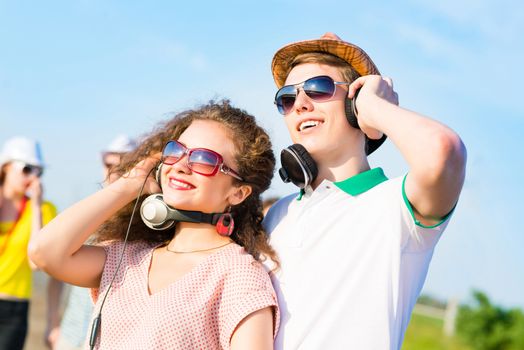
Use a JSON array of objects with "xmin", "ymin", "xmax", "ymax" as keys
[{"xmin": 263, "ymin": 33, "xmax": 467, "ymax": 349}]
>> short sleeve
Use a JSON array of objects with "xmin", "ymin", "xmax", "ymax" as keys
[
  {"xmin": 218, "ymin": 260, "xmax": 280, "ymax": 348},
  {"xmin": 398, "ymin": 176, "xmax": 451, "ymax": 252}
]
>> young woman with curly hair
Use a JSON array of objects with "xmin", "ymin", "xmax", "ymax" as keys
[{"xmin": 30, "ymin": 100, "xmax": 279, "ymax": 349}]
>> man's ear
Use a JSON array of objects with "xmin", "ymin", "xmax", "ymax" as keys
[{"xmin": 228, "ymin": 184, "xmax": 252, "ymax": 206}]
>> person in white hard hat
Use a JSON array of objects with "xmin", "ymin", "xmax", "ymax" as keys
[
  {"xmin": 0, "ymin": 137, "xmax": 57, "ymax": 350},
  {"xmin": 46, "ymin": 134, "xmax": 138, "ymax": 350},
  {"xmin": 101, "ymin": 135, "xmax": 138, "ymax": 184}
]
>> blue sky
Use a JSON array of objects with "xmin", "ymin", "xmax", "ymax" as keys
[{"xmin": 1, "ymin": 0, "xmax": 523, "ymax": 309}]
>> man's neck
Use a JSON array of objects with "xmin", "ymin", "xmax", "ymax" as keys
[{"xmin": 312, "ymin": 155, "xmax": 370, "ymax": 189}]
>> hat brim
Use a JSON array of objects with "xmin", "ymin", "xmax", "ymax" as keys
[{"xmin": 271, "ymin": 38, "xmax": 380, "ymax": 88}]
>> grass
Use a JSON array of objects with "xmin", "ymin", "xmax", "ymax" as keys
[{"xmin": 401, "ymin": 313, "xmax": 472, "ymax": 350}]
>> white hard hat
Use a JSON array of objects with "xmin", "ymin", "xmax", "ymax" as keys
[
  {"xmin": 103, "ymin": 135, "xmax": 138, "ymax": 154},
  {"xmin": 0, "ymin": 136, "xmax": 45, "ymax": 168}
]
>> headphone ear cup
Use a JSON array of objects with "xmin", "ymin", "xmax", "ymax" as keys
[
  {"xmin": 345, "ymin": 97, "xmax": 360, "ymax": 129},
  {"xmin": 216, "ymin": 213, "xmax": 235, "ymax": 236},
  {"xmin": 140, "ymin": 194, "xmax": 175, "ymax": 230},
  {"xmin": 344, "ymin": 89, "xmax": 388, "ymax": 155},
  {"xmin": 290, "ymin": 144, "xmax": 318, "ymax": 182},
  {"xmin": 279, "ymin": 144, "xmax": 318, "ymax": 189}
]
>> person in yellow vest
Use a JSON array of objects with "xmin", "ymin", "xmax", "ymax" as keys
[{"xmin": 0, "ymin": 136, "xmax": 57, "ymax": 350}]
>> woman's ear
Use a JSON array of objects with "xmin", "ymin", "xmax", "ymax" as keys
[{"xmin": 227, "ymin": 184, "xmax": 252, "ymax": 206}]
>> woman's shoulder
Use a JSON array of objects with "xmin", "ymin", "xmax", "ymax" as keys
[
  {"xmin": 218, "ymin": 243, "xmax": 258, "ymax": 266},
  {"xmin": 215, "ymin": 244, "xmax": 272, "ymax": 286}
]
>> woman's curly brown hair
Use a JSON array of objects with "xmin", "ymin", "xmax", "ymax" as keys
[{"xmin": 95, "ymin": 99, "xmax": 279, "ymax": 266}]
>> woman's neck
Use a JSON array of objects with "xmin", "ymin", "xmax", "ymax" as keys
[{"xmin": 167, "ymin": 222, "xmax": 232, "ymax": 252}]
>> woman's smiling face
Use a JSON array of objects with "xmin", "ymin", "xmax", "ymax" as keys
[{"xmin": 160, "ymin": 119, "xmax": 243, "ymax": 214}]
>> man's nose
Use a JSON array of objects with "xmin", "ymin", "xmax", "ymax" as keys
[{"xmin": 294, "ymin": 88, "xmax": 314, "ymax": 113}]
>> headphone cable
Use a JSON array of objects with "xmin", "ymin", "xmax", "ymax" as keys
[{"xmin": 89, "ymin": 166, "xmax": 156, "ymax": 349}]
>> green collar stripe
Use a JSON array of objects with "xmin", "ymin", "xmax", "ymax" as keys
[
  {"xmin": 334, "ymin": 168, "xmax": 388, "ymax": 196},
  {"xmin": 295, "ymin": 168, "xmax": 387, "ymax": 201}
]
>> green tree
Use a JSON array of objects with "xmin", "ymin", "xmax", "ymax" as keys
[{"xmin": 456, "ymin": 290, "xmax": 524, "ymax": 350}]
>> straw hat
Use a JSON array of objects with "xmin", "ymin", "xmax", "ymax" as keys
[{"xmin": 272, "ymin": 32, "xmax": 380, "ymax": 88}]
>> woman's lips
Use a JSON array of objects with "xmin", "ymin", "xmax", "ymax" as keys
[{"xmin": 168, "ymin": 177, "xmax": 195, "ymax": 190}]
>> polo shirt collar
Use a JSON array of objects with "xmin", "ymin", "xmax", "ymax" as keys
[
  {"xmin": 334, "ymin": 167, "xmax": 388, "ymax": 196},
  {"xmin": 298, "ymin": 167, "xmax": 388, "ymax": 200}
]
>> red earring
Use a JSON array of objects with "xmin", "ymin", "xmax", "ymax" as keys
[{"xmin": 216, "ymin": 213, "xmax": 234, "ymax": 236}]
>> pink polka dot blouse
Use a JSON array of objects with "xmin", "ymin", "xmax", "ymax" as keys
[{"xmin": 89, "ymin": 241, "xmax": 279, "ymax": 349}]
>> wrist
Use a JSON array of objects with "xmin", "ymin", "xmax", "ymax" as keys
[
  {"xmin": 358, "ymin": 94, "xmax": 394, "ymax": 129},
  {"xmin": 31, "ymin": 198, "xmax": 42, "ymax": 208},
  {"xmin": 109, "ymin": 176, "xmax": 144, "ymax": 198}
]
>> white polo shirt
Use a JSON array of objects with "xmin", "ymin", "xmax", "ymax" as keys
[{"xmin": 263, "ymin": 168, "xmax": 450, "ymax": 350}]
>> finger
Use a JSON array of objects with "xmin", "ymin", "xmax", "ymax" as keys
[
  {"xmin": 150, "ymin": 151, "xmax": 162, "ymax": 160},
  {"xmin": 383, "ymin": 76, "xmax": 393, "ymax": 89},
  {"xmin": 348, "ymin": 77, "xmax": 366, "ymax": 98}
]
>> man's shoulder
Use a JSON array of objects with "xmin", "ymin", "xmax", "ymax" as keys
[
  {"xmin": 263, "ymin": 193, "xmax": 297, "ymax": 232},
  {"xmin": 367, "ymin": 175, "xmax": 403, "ymax": 193}
]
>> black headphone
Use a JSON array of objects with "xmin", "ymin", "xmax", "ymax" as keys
[
  {"xmin": 345, "ymin": 91, "xmax": 360, "ymax": 129},
  {"xmin": 279, "ymin": 90, "xmax": 387, "ymax": 189},
  {"xmin": 279, "ymin": 144, "xmax": 318, "ymax": 189}
]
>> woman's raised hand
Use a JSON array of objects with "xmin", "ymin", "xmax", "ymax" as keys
[{"xmin": 119, "ymin": 153, "xmax": 163, "ymax": 195}]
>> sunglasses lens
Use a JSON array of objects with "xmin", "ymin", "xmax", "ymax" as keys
[
  {"xmin": 188, "ymin": 149, "xmax": 219, "ymax": 175},
  {"xmin": 22, "ymin": 165, "xmax": 43, "ymax": 177},
  {"xmin": 162, "ymin": 141, "xmax": 185, "ymax": 165},
  {"xmin": 275, "ymin": 76, "xmax": 337, "ymax": 115},
  {"xmin": 275, "ymin": 85, "xmax": 298, "ymax": 115},
  {"xmin": 303, "ymin": 76, "xmax": 336, "ymax": 102}
]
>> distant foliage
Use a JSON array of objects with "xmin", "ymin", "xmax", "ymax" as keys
[
  {"xmin": 417, "ymin": 294, "xmax": 448, "ymax": 309},
  {"xmin": 456, "ymin": 290, "xmax": 524, "ymax": 350}
]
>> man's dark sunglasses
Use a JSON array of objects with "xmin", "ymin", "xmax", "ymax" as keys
[{"xmin": 274, "ymin": 75, "xmax": 350, "ymax": 115}]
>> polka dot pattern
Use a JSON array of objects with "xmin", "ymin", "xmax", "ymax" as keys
[{"xmin": 89, "ymin": 241, "xmax": 279, "ymax": 349}]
